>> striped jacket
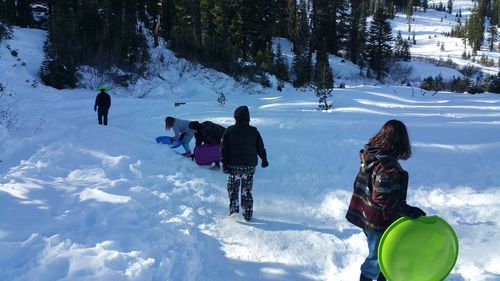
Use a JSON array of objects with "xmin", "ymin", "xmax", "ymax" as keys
[{"xmin": 345, "ymin": 145, "xmax": 408, "ymax": 232}]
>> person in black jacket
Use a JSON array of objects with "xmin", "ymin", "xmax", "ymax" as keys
[
  {"xmin": 188, "ymin": 121, "xmax": 225, "ymax": 146},
  {"xmin": 221, "ymin": 105, "xmax": 269, "ymax": 221},
  {"xmin": 94, "ymin": 88, "xmax": 111, "ymax": 125},
  {"xmin": 188, "ymin": 120, "xmax": 226, "ymax": 169}
]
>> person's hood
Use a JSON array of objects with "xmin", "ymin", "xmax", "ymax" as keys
[
  {"xmin": 234, "ymin": 106, "xmax": 250, "ymax": 124},
  {"xmin": 361, "ymin": 144, "xmax": 399, "ymax": 170}
]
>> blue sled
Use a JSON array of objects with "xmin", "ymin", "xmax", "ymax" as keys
[{"xmin": 155, "ymin": 136, "xmax": 182, "ymax": 148}]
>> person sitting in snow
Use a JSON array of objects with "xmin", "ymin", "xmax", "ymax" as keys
[
  {"xmin": 165, "ymin": 116, "xmax": 193, "ymax": 157},
  {"xmin": 221, "ymin": 105, "xmax": 268, "ymax": 221},
  {"xmin": 345, "ymin": 119, "xmax": 426, "ymax": 281},
  {"xmin": 94, "ymin": 88, "xmax": 111, "ymax": 126},
  {"xmin": 188, "ymin": 120, "xmax": 226, "ymax": 169}
]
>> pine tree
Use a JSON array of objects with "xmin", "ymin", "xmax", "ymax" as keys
[
  {"xmin": 314, "ymin": 42, "xmax": 334, "ymax": 89},
  {"xmin": 292, "ymin": 0, "xmax": 312, "ymax": 87},
  {"xmin": 492, "ymin": 0, "xmax": 499, "ymax": 27},
  {"xmin": 394, "ymin": 31, "xmax": 404, "ymax": 59},
  {"xmin": 349, "ymin": 0, "xmax": 369, "ymax": 65},
  {"xmin": 311, "ymin": 0, "xmax": 333, "ymax": 52},
  {"xmin": 226, "ymin": 0, "xmax": 247, "ymax": 61},
  {"xmin": 16, "ymin": 0, "xmax": 33, "ymax": 27},
  {"xmin": 314, "ymin": 42, "xmax": 334, "ymax": 110},
  {"xmin": 0, "ymin": 22, "xmax": 9, "ymax": 43},
  {"xmin": 394, "ymin": 31, "xmax": 411, "ymax": 61},
  {"xmin": 365, "ymin": 4, "xmax": 393, "ymax": 80},
  {"xmin": 393, "ymin": 0, "xmax": 404, "ymax": 12},
  {"xmin": 447, "ymin": 0, "xmax": 453, "ymax": 14},
  {"xmin": 336, "ymin": 0, "xmax": 350, "ymax": 54},
  {"xmin": 3, "ymin": 0, "xmax": 18, "ymax": 25},
  {"xmin": 0, "ymin": 1, "xmax": 7, "ymax": 28},
  {"xmin": 467, "ymin": 5, "xmax": 485, "ymax": 51},
  {"xmin": 311, "ymin": 0, "xmax": 349, "ymax": 54},
  {"xmin": 40, "ymin": 0, "xmax": 79, "ymax": 89},
  {"xmin": 291, "ymin": 0, "xmax": 309, "ymax": 50},
  {"xmin": 287, "ymin": 0, "xmax": 298, "ymax": 47},
  {"xmin": 40, "ymin": 0, "xmax": 150, "ymax": 88},
  {"xmin": 200, "ymin": 0, "xmax": 233, "ymax": 69},
  {"xmin": 488, "ymin": 23, "xmax": 498, "ymax": 51},
  {"xmin": 170, "ymin": 0, "xmax": 202, "ymax": 58},
  {"xmin": 401, "ymin": 39, "xmax": 411, "ymax": 61},
  {"xmin": 274, "ymin": 43, "xmax": 290, "ymax": 82},
  {"xmin": 0, "ymin": 0, "xmax": 34, "ymax": 27},
  {"xmin": 247, "ymin": 0, "xmax": 274, "ymax": 69},
  {"xmin": 273, "ymin": 0, "xmax": 289, "ymax": 37},
  {"xmin": 479, "ymin": 0, "xmax": 488, "ymax": 19}
]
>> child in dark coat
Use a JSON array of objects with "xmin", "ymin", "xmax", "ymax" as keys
[
  {"xmin": 221, "ymin": 106, "xmax": 269, "ymax": 221},
  {"xmin": 94, "ymin": 89, "xmax": 111, "ymax": 125}
]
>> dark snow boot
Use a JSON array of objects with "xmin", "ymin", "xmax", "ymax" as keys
[
  {"xmin": 360, "ymin": 273, "xmax": 372, "ymax": 281},
  {"xmin": 377, "ymin": 273, "xmax": 386, "ymax": 281},
  {"xmin": 229, "ymin": 205, "xmax": 239, "ymax": 216},
  {"xmin": 243, "ymin": 208, "xmax": 252, "ymax": 221}
]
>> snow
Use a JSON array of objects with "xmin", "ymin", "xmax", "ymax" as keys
[
  {"xmin": 392, "ymin": 1, "xmax": 500, "ymax": 76},
  {"xmin": 1, "ymin": 4, "xmax": 500, "ymax": 280}
]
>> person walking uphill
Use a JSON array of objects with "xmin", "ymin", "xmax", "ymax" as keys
[
  {"xmin": 221, "ymin": 105, "xmax": 269, "ymax": 221},
  {"xmin": 346, "ymin": 120, "xmax": 426, "ymax": 281},
  {"xmin": 165, "ymin": 116, "xmax": 194, "ymax": 157},
  {"xmin": 94, "ymin": 88, "xmax": 111, "ymax": 125}
]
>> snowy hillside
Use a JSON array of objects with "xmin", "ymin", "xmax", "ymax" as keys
[
  {"xmin": 392, "ymin": 0, "xmax": 499, "ymax": 76},
  {"xmin": 1, "ymin": 1, "xmax": 500, "ymax": 280}
]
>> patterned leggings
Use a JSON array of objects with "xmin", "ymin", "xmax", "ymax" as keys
[{"xmin": 227, "ymin": 166, "xmax": 255, "ymax": 220}]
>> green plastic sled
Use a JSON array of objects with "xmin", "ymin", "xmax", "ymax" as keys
[
  {"xmin": 96, "ymin": 86, "xmax": 112, "ymax": 92},
  {"xmin": 378, "ymin": 215, "xmax": 459, "ymax": 281}
]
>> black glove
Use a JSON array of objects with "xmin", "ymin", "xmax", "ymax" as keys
[
  {"xmin": 400, "ymin": 205, "xmax": 426, "ymax": 219},
  {"xmin": 261, "ymin": 160, "xmax": 269, "ymax": 168},
  {"xmin": 222, "ymin": 164, "xmax": 230, "ymax": 174}
]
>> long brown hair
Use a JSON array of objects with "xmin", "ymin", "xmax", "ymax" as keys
[
  {"xmin": 368, "ymin": 119, "xmax": 412, "ymax": 160},
  {"xmin": 165, "ymin": 116, "xmax": 175, "ymax": 129}
]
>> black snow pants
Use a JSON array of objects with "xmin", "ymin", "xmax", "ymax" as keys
[
  {"xmin": 226, "ymin": 165, "xmax": 256, "ymax": 220},
  {"xmin": 98, "ymin": 108, "xmax": 109, "ymax": 125}
]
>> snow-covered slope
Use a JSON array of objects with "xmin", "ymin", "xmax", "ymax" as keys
[
  {"xmin": 1, "ymin": 10, "xmax": 499, "ymax": 281},
  {"xmin": 393, "ymin": 0, "xmax": 499, "ymax": 76}
]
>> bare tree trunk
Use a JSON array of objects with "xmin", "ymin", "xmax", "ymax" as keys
[
  {"xmin": 154, "ymin": 15, "xmax": 161, "ymax": 47},
  {"xmin": 153, "ymin": 1, "xmax": 162, "ymax": 47}
]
